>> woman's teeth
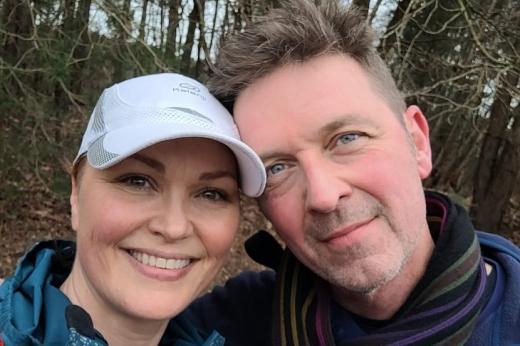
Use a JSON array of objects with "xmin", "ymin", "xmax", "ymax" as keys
[{"xmin": 130, "ymin": 251, "xmax": 191, "ymax": 270}]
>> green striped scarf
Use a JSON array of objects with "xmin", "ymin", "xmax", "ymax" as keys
[{"xmin": 267, "ymin": 193, "xmax": 487, "ymax": 346}]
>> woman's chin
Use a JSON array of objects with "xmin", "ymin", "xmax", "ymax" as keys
[{"xmin": 123, "ymin": 303, "xmax": 189, "ymax": 323}]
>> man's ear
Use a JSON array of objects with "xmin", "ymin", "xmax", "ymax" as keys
[
  {"xmin": 70, "ymin": 176, "xmax": 80, "ymax": 232},
  {"xmin": 404, "ymin": 105, "xmax": 432, "ymax": 180}
]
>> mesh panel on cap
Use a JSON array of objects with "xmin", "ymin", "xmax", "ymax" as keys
[
  {"xmin": 114, "ymin": 107, "xmax": 217, "ymax": 131},
  {"xmin": 91, "ymin": 93, "xmax": 107, "ymax": 135},
  {"xmin": 88, "ymin": 135, "xmax": 118, "ymax": 167},
  {"xmin": 85, "ymin": 91, "xmax": 224, "ymax": 167},
  {"xmin": 150, "ymin": 108, "xmax": 214, "ymax": 129}
]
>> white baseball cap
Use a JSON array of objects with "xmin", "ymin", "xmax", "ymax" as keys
[{"xmin": 75, "ymin": 73, "xmax": 266, "ymax": 197}]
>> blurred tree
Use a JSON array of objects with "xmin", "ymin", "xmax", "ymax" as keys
[
  {"xmin": 352, "ymin": 0, "xmax": 369, "ymax": 16},
  {"xmin": 139, "ymin": 0, "xmax": 151, "ymax": 41},
  {"xmin": 165, "ymin": 0, "xmax": 182, "ymax": 59}
]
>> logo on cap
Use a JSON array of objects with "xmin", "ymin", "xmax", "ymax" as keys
[
  {"xmin": 173, "ymin": 82, "xmax": 206, "ymax": 101},
  {"xmin": 179, "ymin": 82, "xmax": 200, "ymax": 92}
]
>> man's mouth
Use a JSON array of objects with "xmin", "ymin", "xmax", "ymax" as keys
[
  {"xmin": 319, "ymin": 217, "xmax": 376, "ymax": 243},
  {"xmin": 129, "ymin": 250, "xmax": 192, "ymax": 270}
]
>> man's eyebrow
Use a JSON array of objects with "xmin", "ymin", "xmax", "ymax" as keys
[
  {"xmin": 259, "ymin": 114, "xmax": 375, "ymax": 163},
  {"xmin": 199, "ymin": 170, "xmax": 238, "ymax": 181},
  {"xmin": 128, "ymin": 153, "xmax": 165, "ymax": 174},
  {"xmin": 259, "ymin": 151, "xmax": 286, "ymax": 164},
  {"xmin": 318, "ymin": 114, "xmax": 373, "ymax": 137},
  {"xmin": 318, "ymin": 119, "xmax": 351, "ymax": 138}
]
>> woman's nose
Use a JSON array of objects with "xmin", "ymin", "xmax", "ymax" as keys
[{"xmin": 148, "ymin": 200, "xmax": 193, "ymax": 241}]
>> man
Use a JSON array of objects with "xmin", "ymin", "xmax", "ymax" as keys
[{"xmin": 180, "ymin": 1, "xmax": 520, "ymax": 345}]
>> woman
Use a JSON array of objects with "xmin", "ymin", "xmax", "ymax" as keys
[{"xmin": 0, "ymin": 73, "xmax": 266, "ymax": 345}]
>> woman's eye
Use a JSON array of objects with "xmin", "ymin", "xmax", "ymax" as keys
[
  {"xmin": 119, "ymin": 175, "xmax": 154, "ymax": 190},
  {"xmin": 266, "ymin": 163, "xmax": 286, "ymax": 176},
  {"xmin": 336, "ymin": 132, "xmax": 361, "ymax": 145},
  {"xmin": 200, "ymin": 189, "xmax": 226, "ymax": 201}
]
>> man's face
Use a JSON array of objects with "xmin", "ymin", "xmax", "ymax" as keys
[{"xmin": 234, "ymin": 54, "xmax": 433, "ymax": 295}]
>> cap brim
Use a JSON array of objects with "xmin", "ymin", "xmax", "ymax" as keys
[{"xmin": 86, "ymin": 123, "xmax": 266, "ymax": 197}]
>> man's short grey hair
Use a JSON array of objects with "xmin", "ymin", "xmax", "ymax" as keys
[{"xmin": 208, "ymin": 0, "xmax": 406, "ymax": 118}]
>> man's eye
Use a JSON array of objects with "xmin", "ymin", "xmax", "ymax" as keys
[
  {"xmin": 336, "ymin": 133, "xmax": 361, "ymax": 145},
  {"xmin": 266, "ymin": 163, "xmax": 286, "ymax": 176}
]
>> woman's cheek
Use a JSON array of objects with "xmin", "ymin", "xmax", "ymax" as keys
[
  {"xmin": 200, "ymin": 208, "xmax": 240, "ymax": 258},
  {"xmin": 83, "ymin": 200, "xmax": 144, "ymax": 244}
]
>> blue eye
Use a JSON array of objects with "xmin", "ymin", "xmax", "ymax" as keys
[
  {"xmin": 266, "ymin": 163, "xmax": 286, "ymax": 176},
  {"xmin": 336, "ymin": 133, "xmax": 360, "ymax": 145}
]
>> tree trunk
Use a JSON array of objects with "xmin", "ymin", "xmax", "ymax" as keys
[
  {"xmin": 380, "ymin": 0, "xmax": 413, "ymax": 58},
  {"xmin": 112, "ymin": 0, "xmax": 132, "ymax": 82},
  {"xmin": 430, "ymin": 115, "xmax": 466, "ymax": 188},
  {"xmin": 440, "ymin": 123, "xmax": 478, "ymax": 193},
  {"xmin": 208, "ymin": 0, "xmax": 219, "ymax": 52},
  {"xmin": 471, "ymin": 73, "xmax": 520, "ymax": 233},
  {"xmin": 220, "ymin": 1, "xmax": 230, "ymax": 38},
  {"xmin": 61, "ymin": 0, "xmax": 76, "ymax": 34},
  {"xmin": 351, "ymin": 0, "xmax": 369, "ymax": 18},
  {"xmin": 1, "ymin": 0, "xmax": 32, "ymax": 64},
  {"xmin": 69, "ymin": 0, "xmax": 92, "ymax": 97},
  {"xmin": 0, "ymin": 0, "xmax": 33, "ymax": 100},
  {"xmin": 165, "ymin": 0, "xmax": 181, "ymax": 58},
  {"xmin": 181, "ymin": 0, "xmax": 202, "ymax": 74},
  {"xmin": 159, "ymin": 0, "xmax": 166, "ymax": 50},
  {"xmin": 195, "ymin": 33, "xmax": 203, "ymax": 78},
  {"xmin": 470, "ymin": 0, "xmax": 518, "ymax": 232},
  {"xmin": 138, "ymin": 0, "xmax": 150, "ymax": 41}
]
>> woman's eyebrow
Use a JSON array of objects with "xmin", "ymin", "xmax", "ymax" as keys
[
  {"xmin": 128, "ymin": 153, "xmax": 165, "ymax": 174},
  {"xmin": 199, "ymin": 170, "xmax": 237, "ymax": 181}
]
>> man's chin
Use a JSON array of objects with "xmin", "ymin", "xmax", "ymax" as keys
[{"xmin": 323, "ymin": 256, "xmax": 406, "ymax": 296}]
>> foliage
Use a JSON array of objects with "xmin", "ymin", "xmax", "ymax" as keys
[{"xmin": 0, "ymin": 0, "xmax": 518, "ymax": 278}]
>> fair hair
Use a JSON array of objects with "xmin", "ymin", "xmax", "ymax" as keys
[{"xmin": 208, "ymin": 0, "xmax": 406, "ymax": 118}]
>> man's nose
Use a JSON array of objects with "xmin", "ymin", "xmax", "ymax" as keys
[
  {"xmin": 301, "ymin": 156, "xmax": 352, "ymax": 214},
  {"xmin": 148, "ymin": 199, "xmax": 193, "ymax": 241}
]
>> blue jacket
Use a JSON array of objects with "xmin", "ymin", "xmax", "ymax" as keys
[
  {"xmin": 0, "ymin": 241, "xmax": 224, "ymax": 346},
  {"xmin": 466, "ymin": 232, "xmax": 520, "ymax": 345}
]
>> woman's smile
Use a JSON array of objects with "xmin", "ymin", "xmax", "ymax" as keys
[{"xmin": 129, "ymin": 250, "xmax": 193, "ymax": 270}]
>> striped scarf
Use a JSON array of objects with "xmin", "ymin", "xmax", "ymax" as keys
[{"xmin": 267, "ymin": 192, "xmax": 487, "ymax": 346}]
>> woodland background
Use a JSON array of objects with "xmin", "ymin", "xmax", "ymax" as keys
[{"xmin": 0, "ymin": 0, "xmax": 519, "ymax": 283}]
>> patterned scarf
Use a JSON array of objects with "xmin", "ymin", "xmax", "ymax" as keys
[{"xmin": 248, "ymin": 192, "xmax": 488, "ymax": 346}]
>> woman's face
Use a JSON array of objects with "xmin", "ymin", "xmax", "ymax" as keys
[{"xmin": 69, "ymin": 138, "xmax": 240, "ymax": 321}]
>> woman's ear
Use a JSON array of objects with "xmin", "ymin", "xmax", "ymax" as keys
[
  {"xmin": 404, "ymin": 105, "xmax": 432, "ymax": 180},
  {"xmin": 70, "ymin": 176, "xmax": 80, "ymax": 232}
]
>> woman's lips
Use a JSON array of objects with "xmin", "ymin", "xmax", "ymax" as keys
[
  {"xmin": 124, "ymin": 248, "xmax": 197, "ymax": 281},
  {"xmin": 129, "ymin": 250, "xmax": 192, "ymax": 270}
]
